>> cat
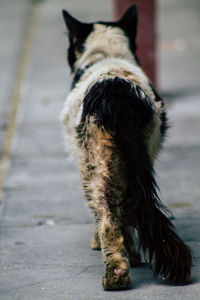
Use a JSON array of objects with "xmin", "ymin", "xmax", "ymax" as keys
[{"xmin": 60, "ymin": 5, "xmax": 192, "ymax": 291}]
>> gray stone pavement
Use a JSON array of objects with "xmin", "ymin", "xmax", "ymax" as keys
[{"xmin": 0, "ymin": 0, "xmax": 200, "ymax": 299}]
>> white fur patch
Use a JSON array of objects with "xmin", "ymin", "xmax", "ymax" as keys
[{"xmin": 75, "ymin": 24, "xmax": 137, "ymax": 69}]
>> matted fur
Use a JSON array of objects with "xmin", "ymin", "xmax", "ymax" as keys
[{"xmin": 60, "ymin": 5, "xmax": 192, "ymax": 290}]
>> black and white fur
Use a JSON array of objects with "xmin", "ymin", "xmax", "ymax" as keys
[{"xmin": 60, "ymin": 5, "xmax": 192, "ymax": 291}]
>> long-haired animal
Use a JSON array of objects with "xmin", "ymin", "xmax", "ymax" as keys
[{"xmin": 60, "ymin": 5, "xmax": 192, "ymax": 290}]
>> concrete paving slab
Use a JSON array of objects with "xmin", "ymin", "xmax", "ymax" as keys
[
  {"xmin": 0, "ymin": 225, "xmax": 199, "ymax": 300},
  {"xmin": 1, "ymin": 187, "xmax": 91, "ymax": 228},
  {"xmin": 10, "ymin": 122, "xmax": 64, "ymax": 158},
  {"xmin": 155, "ymin": 92, "xmax": 200, "ymax": 222},
  {"xmin": 4, "ymin": 157, "xmax": 79, "ymax": 189},
  {"xmin": 165, "ymin": 95, "xmax": 200, "ymax": 147}
]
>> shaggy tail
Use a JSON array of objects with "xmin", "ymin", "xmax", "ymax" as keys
[{"xmin": 81, "ymin": 78, "xmax": 192, "ymax": 284}]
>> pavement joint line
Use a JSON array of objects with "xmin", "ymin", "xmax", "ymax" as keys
[{"xmin": 0, "ymin": 3, "xmax": 38, "ymax": 206}]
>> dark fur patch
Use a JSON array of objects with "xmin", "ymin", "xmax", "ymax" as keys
[
  {"xmin": 62, "ymin": 10, "xmax": 93, "ymax": 71},
  {"xmin": 72, "ymin": 68, "xmax": 85, "ymax": 88},
  {"xmin": 81, "ymin": 78, "xmax": 153, "ymax": 130}
]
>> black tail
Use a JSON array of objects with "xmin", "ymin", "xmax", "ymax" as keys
[{"xmin": 81, "ymin": 78, "xmax": 192, "ymax": 284}]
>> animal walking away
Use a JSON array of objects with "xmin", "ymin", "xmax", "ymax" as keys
[{"xmin": 60, "ymin": 5, "xmax": 192, "ymax": 290}]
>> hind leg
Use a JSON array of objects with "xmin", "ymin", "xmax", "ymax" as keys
[
  {"xmin": 98, "ymin": 211, "xmax": 131, "ymax": 290},
  {"xmin": 79, "ymin": 125, "xmax": 131, "ymax": 289},
  {"xmin": 122, "ymin": 226, "xmax": 141, "ymax": 267}
]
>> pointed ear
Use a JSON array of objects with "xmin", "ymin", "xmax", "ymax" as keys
[
  {"xmin": 62, "ymin": 10, "xmax": 82, "ymax": 41},
  {"xmin": 62, "ymin": 9, "xmax": 93, "ymax": 45},
  {"xmin": 118, "ymin": 5, "xmax": 138, "ymax": 39},
  {"xmin": 62, "ymin": 10, "xmax": 93, "ymax": 70}
]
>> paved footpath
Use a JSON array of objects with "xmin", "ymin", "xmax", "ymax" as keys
[{"xmin": 0, "ymin": 0, "xmax": 200, "ymax": 299}]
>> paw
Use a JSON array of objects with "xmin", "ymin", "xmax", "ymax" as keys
[{"xmin": 102, "ymin": 262, "xmax": 131, "ymax": 290}]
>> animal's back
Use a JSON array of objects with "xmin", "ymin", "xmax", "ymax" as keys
[{"xmin": 61, "ymin": 57, "xmax": 163, "ymax": 161}]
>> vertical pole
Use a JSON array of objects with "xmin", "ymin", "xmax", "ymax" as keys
[{"xmin": 113, "ymin": 0, "xmax": 157, "ymax": 86}]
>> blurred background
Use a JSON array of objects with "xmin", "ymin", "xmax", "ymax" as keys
[{"xmin": 0, "ymin": 0, "xmax": 199, "ymax": 299}]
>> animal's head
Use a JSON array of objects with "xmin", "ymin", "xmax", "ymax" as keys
[{"xmin": 62, "ymin": 5, "xmax": 139, "ymax": 72}]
